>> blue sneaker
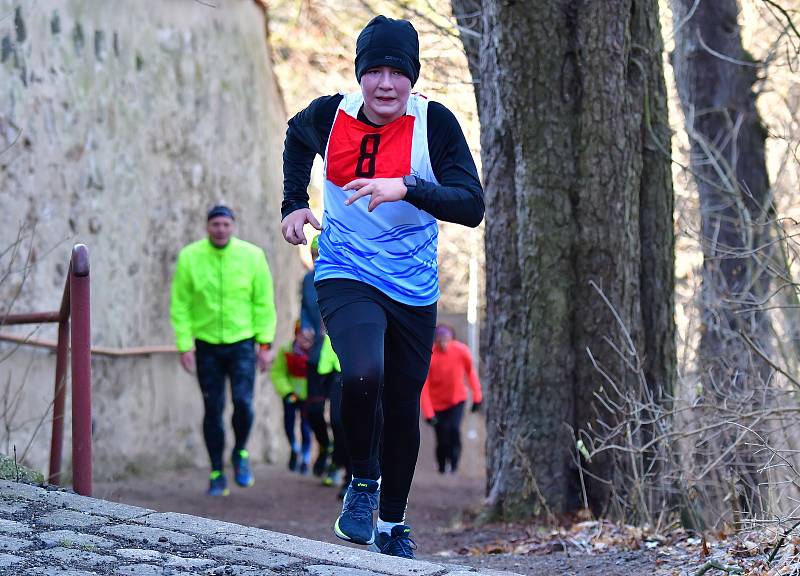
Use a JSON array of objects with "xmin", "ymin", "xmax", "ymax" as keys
[
  {"xmin": 333, "ymin": 478, "xmax": 379, "ymax": 544},
  {"xmin": 370, "ymin": 524, "xmax": 417, "ymax": 559},
  {"xmin": 207, "ymin": 471, "xmax": 229, "ymax": 497},
  {"xmin": 232, "ymin": 449, "xmax": 254, "ymax": 487}
]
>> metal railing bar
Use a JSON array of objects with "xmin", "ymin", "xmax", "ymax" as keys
[
  {"xmin": 0, "ymin": 332, "xmax": 178, "ymax": 357},
  {"xmin": 69, "ymin": 244, "xmax": 91, "ymax": 496},
  {"xmin": 48, "ymin": 319, "xmax": 69, "ymax": 486},
  {"xmin": 4, "ymin": 244, "xmax": 94, "ymax": 495},
  {"xmin": 1, "ymin": 312, "xmax": 61, "ymax": 325}
]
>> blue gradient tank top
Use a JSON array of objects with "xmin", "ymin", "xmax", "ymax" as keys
[{"xmin": 314, "ymin": 92, "xmax": 439, "ymax": 306}]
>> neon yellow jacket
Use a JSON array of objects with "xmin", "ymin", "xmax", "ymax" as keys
[
  {"xmin": 271, "ymin": 336, "xmax": 339, "ymax": 399},
  {"xmin": 170, "ymin": 237, "xmax": 276, "ymax": 352},
  {"xmin": 270, "ymin": 342, "xmax": 308, "ymax": 400},
  {"xmin": 317, "ymin": 335, "xmax": 341, "ymax": 375}
]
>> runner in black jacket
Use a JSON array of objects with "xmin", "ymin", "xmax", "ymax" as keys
[{"xmin": 280, "ymin": 15, "xmax": 483, "ymax": 559}]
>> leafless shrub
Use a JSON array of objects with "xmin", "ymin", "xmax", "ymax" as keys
[
  {"xmin": 0, "ymin": 224, "xmax": 63, "ymax": 475},
  {"xmin": 577, "ymin": 232, "xmax": 800, "ymax": 533},
  {"xmin": 575, "ymin": 0, "xmax": 800, "ymax": 534}
]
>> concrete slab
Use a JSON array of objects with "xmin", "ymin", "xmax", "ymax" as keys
[
  {"xmin": 24, "ymin": 568, "xmax": 100, "ymax": 576},
  {"xmin": 224, "ymin": 530, "xmax": 447, "ymax": 576},
  {"xmin": 0, "ymin": 533, "xmax": 33, "ymax": 552},
  {"xmin": 44, "ymin": 490, "xmax": 155, "ymax": 521},
  {"xmin": 0, "ymin": 480, "xmax": 46, "ymax": 501},
  {"xmin": 34, "ymin": 546, "xmax": 118, "ymax": 567},
  {"xmin": 0, "ymin": 552, "xmax": 23, "ymax": 567},
  {"xmin": 0, "ymin": 499, "xmax": 26, "ymax": 516},
  {"xmin": 115, "ymin": 548, "xmax": 162, "ymax": 562},
  {"xmin": 204, "ymin": 565, "xmax": 279, "ymax": 575},
  {"xmin": 140, "ymin": 514, "xmax": 447, "ymax": 576},
  {"xmin": 0, "ymin": 481, "xmax": 524, "ymax": 576},
  {"xmin": 113, "ymin": 564, "xmax": 169, "ymax": 576},
  {"xmin": 37, "ymin": 529, "xmax": 116, "ymax": 549},
  {"xmin": 0, "ymin": 518, "xmax": 31, "ymax": 534},
  {"xmin": 38, "ymin": 509, "xmax": 110, "ymax": 529},
  {"xmin": 206, "ymin": 544, "xmax": 303, "ymax": 569},
  {"xmin": 305, "ymin": 565, "xmax": 384, "ymax": 576},
  {"xmin": 98, "ymin": 523, "xmax": 197, "ymax": 546},
  {"xmin": 114, "ymin": 547, "xmax": 215, "ymax": 569}
]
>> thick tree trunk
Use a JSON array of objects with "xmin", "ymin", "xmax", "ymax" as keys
[
  {"xmin": 463, "ymin": 0, "xmax": 674, "ymax": 518},
  {"xmin": 671, "ymin": 0, "xmax": 773, "ymax": 516}
]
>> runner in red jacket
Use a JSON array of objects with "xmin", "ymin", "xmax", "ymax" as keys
[{"xmin": 420, "ymin": 325, "xmax": 482, "ymax": 474}]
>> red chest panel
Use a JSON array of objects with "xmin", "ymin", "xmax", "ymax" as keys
[
  {"xmin": 326, "ymin": 110, "xmax": 414, "ymax": 187},
  {"xmin": 285, "ymin": 351, "xmax": 308, "ymax": 378}
]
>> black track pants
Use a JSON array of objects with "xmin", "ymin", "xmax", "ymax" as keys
[
  {"xmin": 326, "ymin": 371, "xmax": 350, "ymax": 472},
  {"xmin": 305, "ymin": 366, "xmax": 331, "ymax": 452},
  {"xmin": 316, "ymin": 279, "xmax": 436, "ymax": 522},
  {"xmin": 195, "ymin": 338, "xmax": 256, "ymax": 472},
  {"xmin": 433, "ymin": 401, "xmax": 465, "ymax": 473}
]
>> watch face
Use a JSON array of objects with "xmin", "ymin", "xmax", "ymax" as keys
[{"xmin": 404, "ymin": 175, "xmax": 416, "ymax": 187}]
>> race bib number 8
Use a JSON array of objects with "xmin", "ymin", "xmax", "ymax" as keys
[
  {"xmin": 356, "ymin": 134, "xmax": 381, "ymax": 178},
  {"xmin": 327, "ymin": 110, "xmax": 414, "ymax": 187}
]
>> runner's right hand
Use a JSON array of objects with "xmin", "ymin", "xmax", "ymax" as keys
[
  {"xmin": 281, "ymin": 208, "xmax": 321, "ymax": 245},
  {"xmin": 179, "ymin": 351, "xmax": 195, "ymax": 374}
]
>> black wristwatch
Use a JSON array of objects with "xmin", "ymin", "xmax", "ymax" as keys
[{"xmin": 402, "ymin": 174, "xmax": 419, "ymax": 193}]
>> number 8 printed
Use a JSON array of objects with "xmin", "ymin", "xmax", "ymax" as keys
[{"xmin": 355, "ymin": 134, "xmax": 381, "ymax": 178}]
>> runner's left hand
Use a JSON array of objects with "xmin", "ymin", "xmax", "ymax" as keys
[{"xmin": 343, "ymin": 177, "xmax": 407, "ymax": 212}]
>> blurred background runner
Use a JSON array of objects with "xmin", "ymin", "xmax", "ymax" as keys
[{"xmin": 420, "ymin": 324, "xmax": 482, "ymax": 475}]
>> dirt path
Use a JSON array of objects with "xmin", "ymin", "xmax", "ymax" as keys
[{"xmin": 94, "ymin": 415, "xmax": 656, "ymax": 575}]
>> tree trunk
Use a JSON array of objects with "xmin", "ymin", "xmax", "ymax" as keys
[
  {"xmin": 671, "ymin": 0, "xmax": 773, "ymax": 517},
  {"xmin": 462, "ymin": 0, "xmax": 675, "ymax": 519}
]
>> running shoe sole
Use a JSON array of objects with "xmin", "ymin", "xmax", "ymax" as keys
[{"xmin": 333, "ymin": 517, "xmax": 375, "ymax": 545}]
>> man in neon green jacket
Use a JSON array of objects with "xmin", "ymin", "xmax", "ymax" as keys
[{"xmin": 170, "ymin": 205, "xmax": 277, "ymax": 496}]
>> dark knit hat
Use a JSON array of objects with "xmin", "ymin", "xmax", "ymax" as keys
[
  {"xmin": 355, "ymin": 16, "xmax": 420, "ymax": 86},
  {"xmin": 207, "ymin": 205, "xmax": 235, "ymax": 221}
]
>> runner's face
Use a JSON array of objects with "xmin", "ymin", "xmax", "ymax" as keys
[
  {"xmin": 435, "ymin": 330, "xmax": 452, "ymax": 349},
  {"xmin": 207, "ymin": 216, "xmax": 234, "ymax": 247},
  {"xmin": 360, "ymin": 66, "xmax": 411, "ymax": 125},
  {"xmin": 296, "ymin": 329, "xmax": 314, "ymax": 351}
]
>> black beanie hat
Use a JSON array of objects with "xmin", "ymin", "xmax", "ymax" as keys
[
  {"xmin": 207, "ymin": 205, "xmax": 235, "ymax": 221},
  {"xmin": 355, "ymin": 16, "xmax": 420, "ymax": 86}
]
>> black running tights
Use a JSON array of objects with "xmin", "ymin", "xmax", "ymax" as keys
[{"xmin": 316, "ymin": 279, "xmax": 436, "ymax": 522}]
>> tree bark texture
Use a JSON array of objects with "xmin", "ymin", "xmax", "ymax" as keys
[
  {"xmin": 469, "ymin": 0, "xmax": 675, "ymax": 518},
  {"xmin": 671, "ymin": 0, "xmax": 772, "ymax": 515}
]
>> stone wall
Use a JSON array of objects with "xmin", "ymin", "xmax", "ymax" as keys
[{"xmin": 0, "ymin": 0, "xmax": 305, "ymax": 481}]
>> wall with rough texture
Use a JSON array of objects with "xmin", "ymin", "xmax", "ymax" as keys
[{"xmin": 0, "ymin": 0, "xmax": 304, "ymax": 481}]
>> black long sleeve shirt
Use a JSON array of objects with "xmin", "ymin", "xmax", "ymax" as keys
[{"xmin": 281, "ymin": 94, "xmax": 484, "ymax": 227}]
